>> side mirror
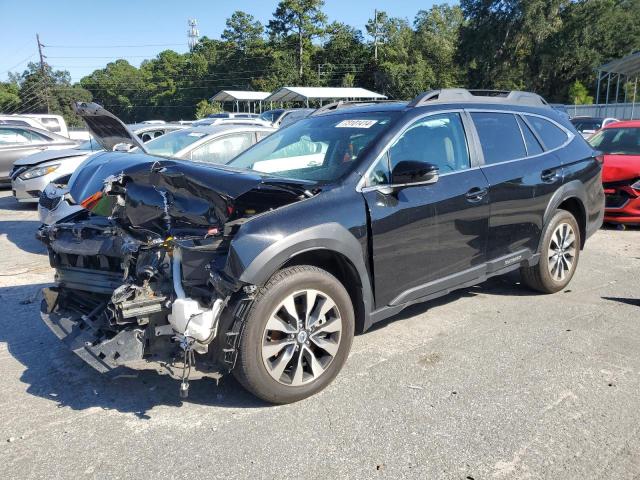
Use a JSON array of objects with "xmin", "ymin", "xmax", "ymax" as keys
[{"xmin": 391, "ymin": 160, "xmax": 439, "ymax": 186}]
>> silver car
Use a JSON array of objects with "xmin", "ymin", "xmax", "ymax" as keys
[
  {"xmin": 38, "ymin": 102, "xmax": 275, "ymax": 224},
  {"xmin": 0, "ymin": 125, "xmax": 78, "ymax": 185},
  {"xmin": 11, "ymin": 124, "xmax": 184, "ymax": 203}
]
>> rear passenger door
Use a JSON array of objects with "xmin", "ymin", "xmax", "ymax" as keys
[{"xmin": 469, "ymin": 111, "xmax": 567, "ymax": 262}]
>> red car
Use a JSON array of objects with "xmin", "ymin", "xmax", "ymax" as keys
[{"xmin": 588, "ymin": 120, "xmax": 640, "ymax": 224}]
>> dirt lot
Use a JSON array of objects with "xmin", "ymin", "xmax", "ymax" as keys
[{"xmin": 1, "ymin": 188, "xmax": 639, "ymax": 480}]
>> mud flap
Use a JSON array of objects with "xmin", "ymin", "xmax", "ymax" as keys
[{"xmin": 40, "ymin": 288, "xmax": 144, "ymax": 373}]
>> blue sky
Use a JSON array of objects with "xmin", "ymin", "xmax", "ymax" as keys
[{"xmin": 0, "ymin": 0, "xmax": 444, "ymax": 82}]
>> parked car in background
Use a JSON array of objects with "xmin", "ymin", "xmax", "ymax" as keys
[
  {"xmin": 206, "ymin": 112, "xmax": 259, "ymax": 119},
  {"xmin": 18, "ymin": 114, "xmax": 69, "ymax": 137},
  {"xmin": 571, "ymin": 116, "xmax": 619, "ymax": 138},
  {"xmin": 141, "ymin": 120, "xmax": 166, "ymax": 125},
  {"xmin": 12, "ymin": 123, "xmax": 184, "ymax": 203},
  {"xmin": 38, "ymin": 102, "xmax": 275, "ymax": 223},
  {"xmin": 192, "ymin": 117, "xmax": 272, "ymax": 127},
  {"xmin": 37, "ymin": 89, "xmax": 604, "ymax": 403},
  {"xmin": 588, "ymin": 120, "xmax": 640, "ymax": 225},
  {"xmin": 0, "ymin": 115, "xmax": 48, "ymax": 130},
  {"xmin": 0, "ymin": 125, "xmax": 78, "ymax": 184},
  {"xmin": 259, "ymin": 108, "xmax": 315, "ymax": 128}
]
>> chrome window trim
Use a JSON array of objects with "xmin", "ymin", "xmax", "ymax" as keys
[{"xmin": 356, "ymin": 107, "xmax": 575, "ymax": 192}]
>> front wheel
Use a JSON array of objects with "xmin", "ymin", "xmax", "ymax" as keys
[
  {"xmin": 520, "ymin": 209, "xmax": 581, "ymax": 293},
  {"xmin": 233, "ymin": 265, "xmax": 354, "ymax": 404}
]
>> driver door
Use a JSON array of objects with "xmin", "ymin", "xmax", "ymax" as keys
[{"xmin": 361, "ymin": 112, "xmax": 490, "ymax": 308}]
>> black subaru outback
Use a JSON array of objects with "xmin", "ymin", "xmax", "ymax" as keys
[{"xmin": 38, "ymin": 90, "xmax": 604, "ymax": 403}]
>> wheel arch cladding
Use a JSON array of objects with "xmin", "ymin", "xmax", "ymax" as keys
[
  {"xmin": 233, "ymin": 223, "xmax": 374, "ymax": 332},
  {"xmin": 543, "ymin": 180, "xmax": 587, "ymax": 249}
]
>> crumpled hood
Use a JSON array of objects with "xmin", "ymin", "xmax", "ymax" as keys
[
  {"xmin": 602, "ymin": 154, "xmax": 640, "ymax": 182},
  {"xmin": 74, "ymin": 154, "xmax": 314, "ymax": 236},
  {"xmin": 69, "ymin": 151, "xmax": 157, "ymax": 203},
  {"xmin": 13, "ymin": 147, "xmax": 89, "ymax": 167}
]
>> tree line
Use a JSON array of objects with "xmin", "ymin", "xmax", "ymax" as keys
[{"xmin": 1, "ymin": 0, "xmax": 638, "ymax": 126}]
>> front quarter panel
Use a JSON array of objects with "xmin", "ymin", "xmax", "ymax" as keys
[{"xmin": 224, "ymin": 185, "xmax": 373, "ymax": 309}]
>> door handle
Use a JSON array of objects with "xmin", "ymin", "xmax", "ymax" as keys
[
  {"xmin": 541, "ymin": 169, "xmax": 559, "ymax": 183},
  {"xmin": 465, "ymin": 187, "xmax": 488, "ymax": 202}
]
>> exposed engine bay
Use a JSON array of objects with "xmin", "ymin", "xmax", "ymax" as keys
[{"xmin": 38, "ymin": 159, "xmax": 315, "ymax": 396}]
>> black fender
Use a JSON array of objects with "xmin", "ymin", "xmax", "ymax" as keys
[
  {"xmin": 231, "ymin": 222, "xmax": 374, "ymax": 319},
  {"xmin": 539, "ymin": 179, "xmax": 587, "ymax": 251}
]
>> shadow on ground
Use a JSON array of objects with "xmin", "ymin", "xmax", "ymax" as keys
[
  {"xmin": 602, "ymin": 296, "xmax": 640, "ymax": 307},
  {"xmin": 0, "ymin": 220, "xmax": 46, "ymax": 255},
  {"xmin": 0, "ymin": 193, "xmax": 36, "ymax": 212},
  {"xmin": 0, "ymin": 283, "xmax": 265, "ymax": 419}
]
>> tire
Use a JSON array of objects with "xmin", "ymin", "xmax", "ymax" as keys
[
  {"xmin": 233, "ymin": 265, "xmax": 355, "ymax": 404},
  {"xmin": 520, "ymin": 209, "xmax": 581, "ymax": 293}
]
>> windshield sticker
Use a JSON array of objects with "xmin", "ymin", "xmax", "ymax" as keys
[{"xmin": 335, "ymin": 119, "xmax": 378, "ymax": 129}]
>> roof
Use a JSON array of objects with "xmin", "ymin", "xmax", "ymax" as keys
[
  {"xmin": 598, "ymin": 51, "xmax": 640, "ymax": 76},
  {"xmin": 127, "ymin": 123, "xmax": 185, "ymax": 132},
  {"xmin": 210, "ymin": 90, "xmax": 271, "ymax": 102},
  {"xmin": 177, "ymin": 124, "xmax": 276, "ymax": 135},
  {"xmin": 264, "ymin": 87, "xmax": 387, "ymax": 103}
]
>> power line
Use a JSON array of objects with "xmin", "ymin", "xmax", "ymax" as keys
[
  {"xmin": 2, "ymin": 53, "xmax": 37, "ymax": 74},
  {"xmin": 36, "ymin": 33, "xmax": 50, "ymax": 114},
  {"xmin": 44, "ymin": 42, "xmax": 186, "ymax": 49}
]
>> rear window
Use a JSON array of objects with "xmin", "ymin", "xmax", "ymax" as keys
[
  {"xmin": 525, "ymin": 115, "xmax": 567, "ymax": 150},
  {"xmin": 471, "ymin": 112, "xmax": 526, "ymax": 164}
]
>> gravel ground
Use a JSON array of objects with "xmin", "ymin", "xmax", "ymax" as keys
[{"xmin": 0, "ymin": 189, "xmax": 639, "ymax": 480}]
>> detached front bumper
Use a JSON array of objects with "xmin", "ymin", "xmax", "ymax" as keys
[{"xmin": 40, "ymin": 288, "xmax": 145, "ymax": 373}]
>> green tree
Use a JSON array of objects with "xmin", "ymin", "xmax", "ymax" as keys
[
  {"xmin": 568, "ymin": 80, "xmax": 593, "ymax": 104},
  {"xmin": 414, "ymin": 5, "xmax": 465, "ymax": 88},
  {"xmin": 195, "ymin": 99, "xmax": 223, "ymax": 118},
  {"xmin": 222, "ymin": 11, "xmax": 264, "ymax": 51},
  {"xmin": 314, "ymin": 22, "xmax": 367, "ymax": 86},
  {"xmin": 0, "ymin": 82, "xmax": 21, "ymax": 111},
  {"xmin": 268, "ymin": 0, "xmax": 327, "ymax": 80}
]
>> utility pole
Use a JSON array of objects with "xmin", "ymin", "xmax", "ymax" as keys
[
  {"xmin": 36, "ymin": 33, "xmax": 50, "ymax": 114},
  {"xmin": 373, "ymin": 9, "xmax": 379, "ymax": 62}
]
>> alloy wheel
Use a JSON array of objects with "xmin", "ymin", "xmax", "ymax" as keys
[
  {"xmin": 261, "ymin": 289, "xmax": 343, "ymax": 386},
  {"xmin": 547, "ymin": 222, "xmax": 577, "ymax": 281}
]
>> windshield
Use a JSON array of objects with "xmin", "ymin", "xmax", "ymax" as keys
[
  {"xmin": 588, "ymin": 127, "xmax": 640, "ymax": 155},
  {"xmin": 143, "ymin": 129, "xmax": 207, "ymax": 156},
  {"xmin": 227, "ymin": 111, "xmax": 399, "ymax": 182},
  {"xmin": 572, "ymin": 119, "xmax": 602, "ymax": 133},
  {"xmin": 76, "ymin": 138, "xmax": 102, "ymax": 151},
  {"xmin": 260, "ymin": 110, "xmax": 283, "ymax": 123}
]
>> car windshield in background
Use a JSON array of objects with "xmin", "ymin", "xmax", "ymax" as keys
[
  {"xmin": 143, "ymin": 129, "xmax": 207, "ymax": 156},
  {"xmin": 76, "ymin": 138, "xmax": 102, "ymax": 151},
  {"xmin": 260, "ymin": 110, "xmax": 284, "ymax": 123},
  {"xmin": 588, "ymin": 127, "xmax": 640, "ymax": 155},
  {"xmin": 227, "ymin": 112, "xmax": 399, "ymax": 183},
  {"xmin": 573, "ymin": 120, "xmax": 602, "ymax": 133}
]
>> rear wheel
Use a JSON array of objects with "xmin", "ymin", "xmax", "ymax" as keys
[
  {"xmin": 520, "ymin": 209, "xmax": 581, "ymax": 293},
  {"xmin": 233, "ymin": 265, "xmax": 354, "ymax": 404}
]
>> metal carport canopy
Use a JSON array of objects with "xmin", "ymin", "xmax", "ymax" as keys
[
  {"xmin": 264, "ymin": 87, "xmax": 387, "ymax": 103},
  {"xmin": 209, "ymin": 90, "xmax": 271, "ymax": 102},
  {"xmin": 598, "ymin": 51, "xmax": 640, "ymax": 76}
]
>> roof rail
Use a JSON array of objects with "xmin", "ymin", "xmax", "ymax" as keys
[
  {"xmin": 408, "ymin": 88, "xmax": 549, "ymax": 108},
  {"xmin": 310, "ymin": 99, "xmax": 401, "ymax": 116}
]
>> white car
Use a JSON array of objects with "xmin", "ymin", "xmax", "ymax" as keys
[{"xmin": 12, "ymin": 124, "xmax": 184, "ymax": 203}]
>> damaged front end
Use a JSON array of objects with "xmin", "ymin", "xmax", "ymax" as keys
[{"xmin": 38, "ymin": 159, "xmax": 314, "ymax": 394}]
